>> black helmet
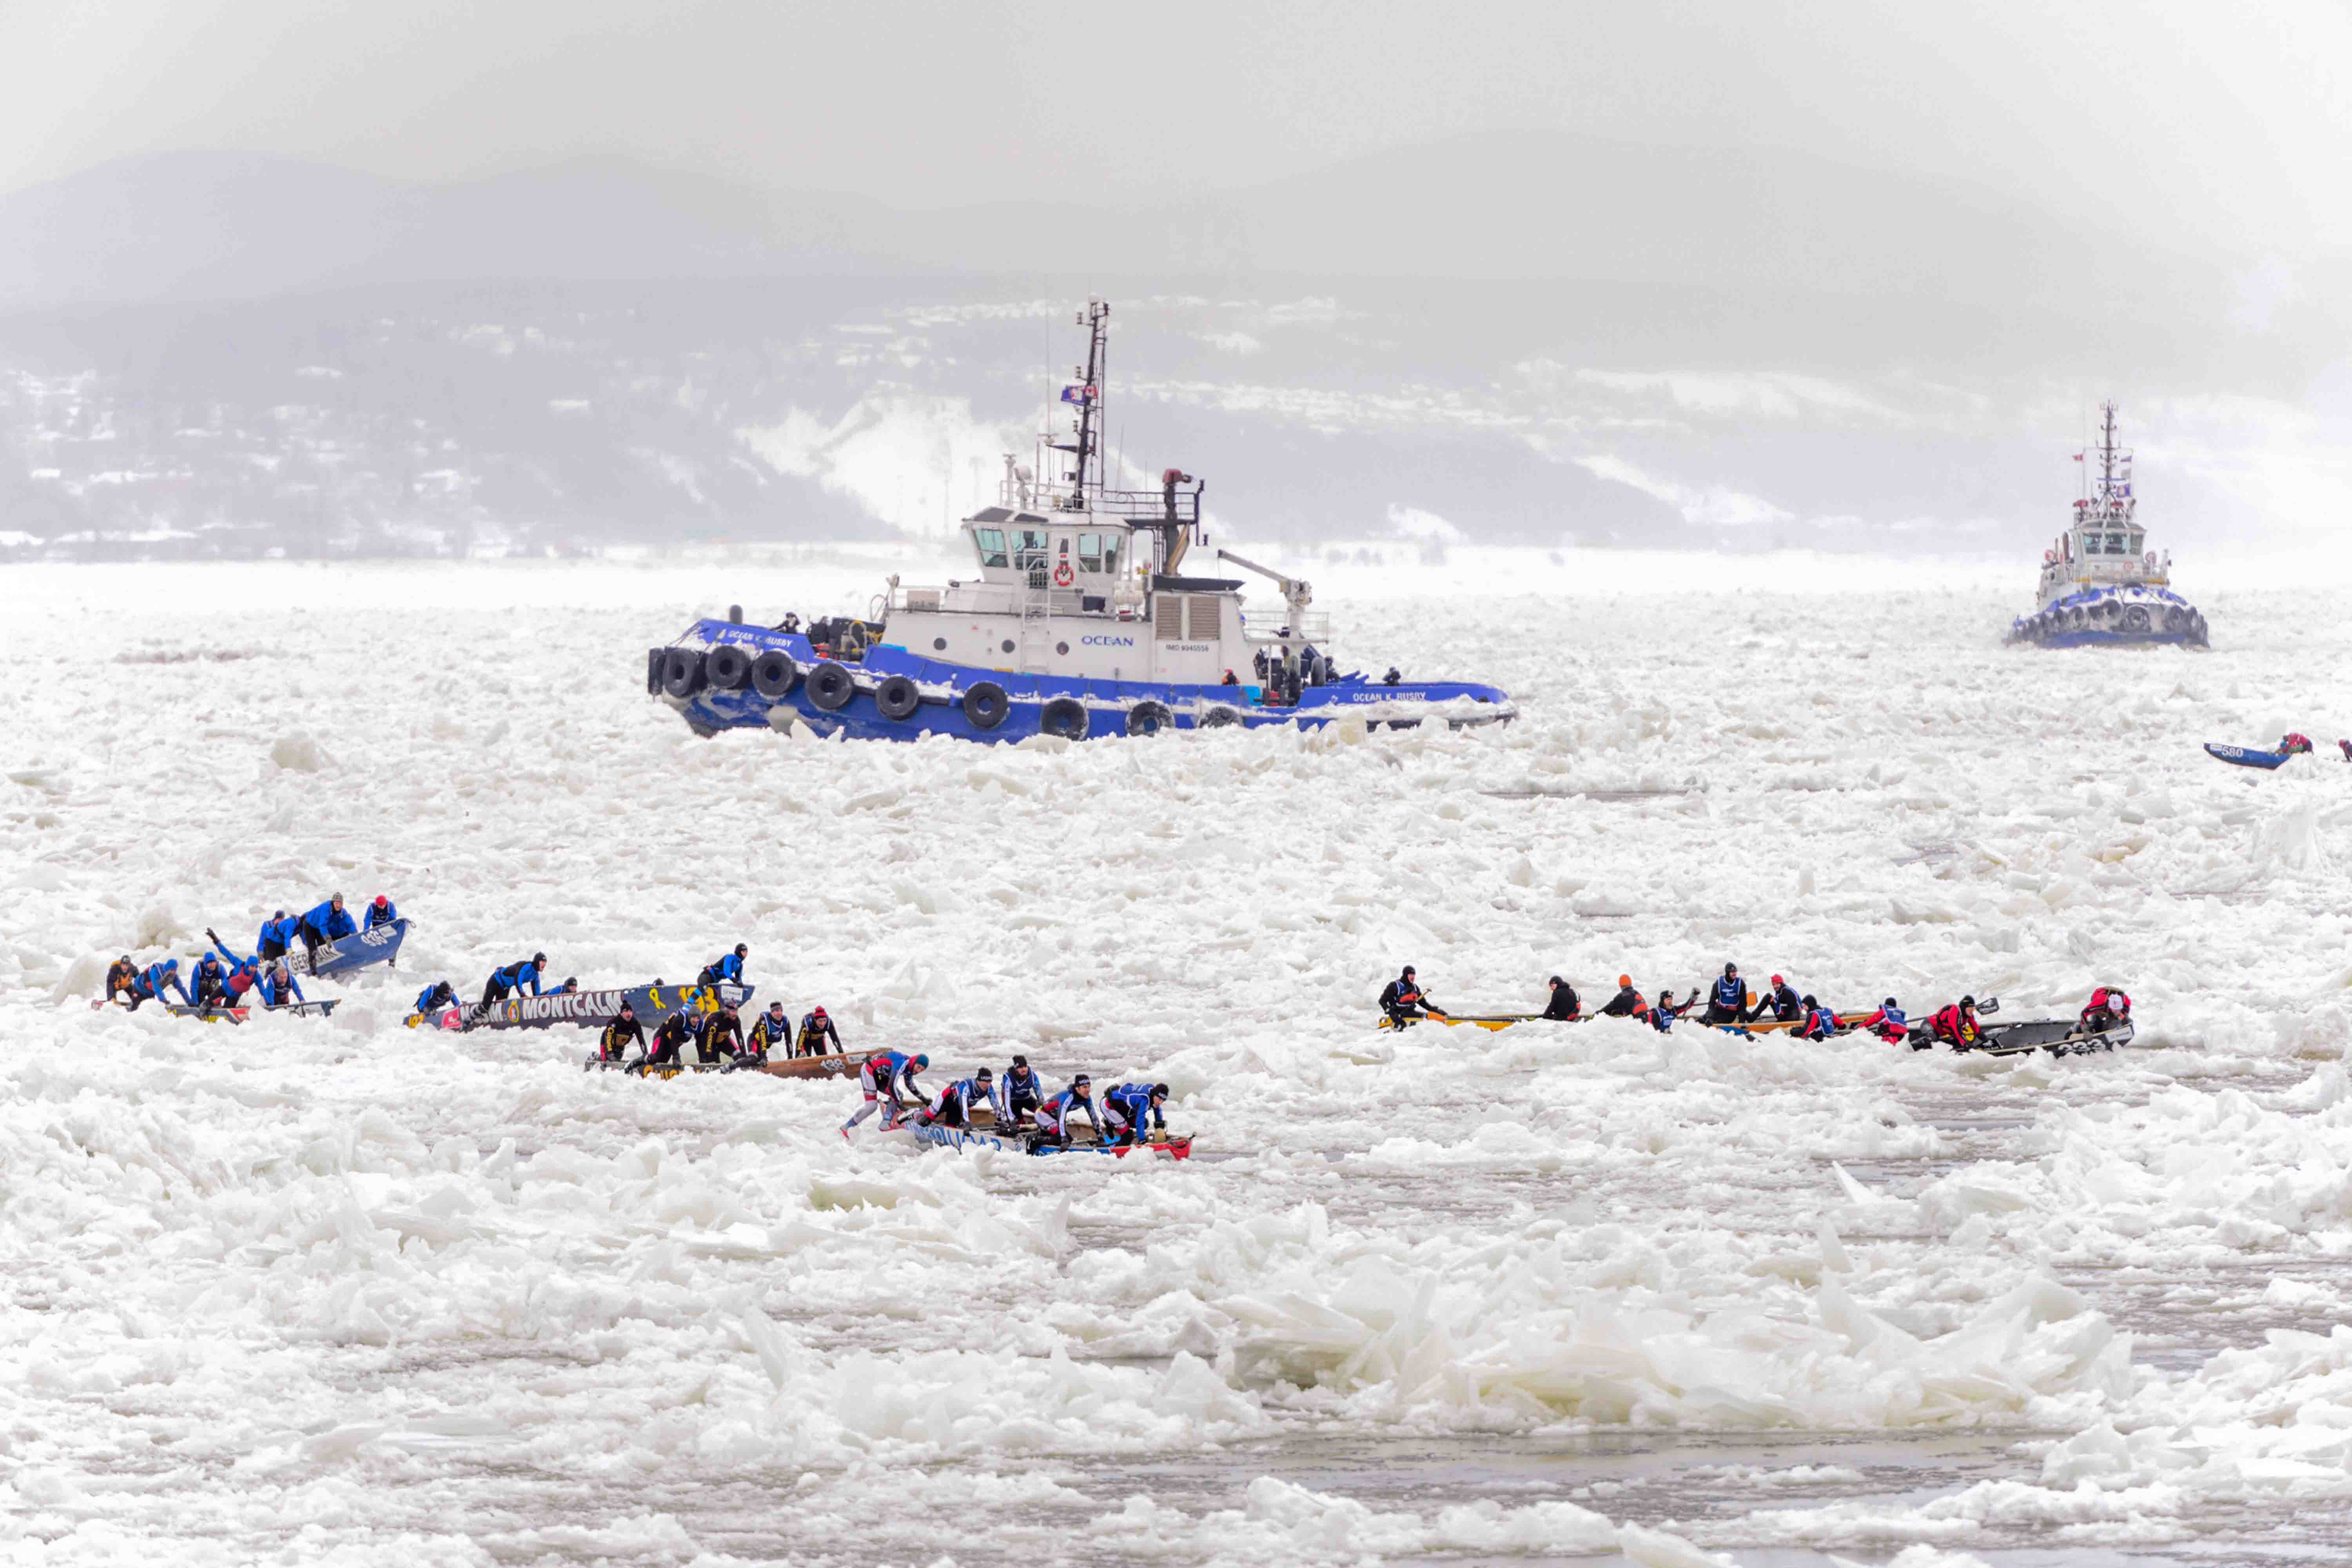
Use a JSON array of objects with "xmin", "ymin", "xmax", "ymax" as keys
[
  {"xmin": 1151, "ymin": 1083, "xmax": 1170, "ymax": 1099},
  {"xmin": 618, "ymin": 999, "xmax": 635, "ymax": 1013},
  {"xmin": 1072, "ymin": 1073, "xmax": 1091, "ymax": 1089},
  {"xmin": 1884, "ymin": 997, "xmax": 1898, "ymax": 1009},
  {"xmin": 1802, "ymin": 995, "xmax": 1817, "ymax": 1008},
  {"xmin": 1011, "ymin": 1054, "xmax": 1028, "ymax": 1069},
  {"xmin": 1548, "ymin": 975, "xmax": 1566, "ymax": 987},
  {"xmin": 734, "ymin": 943, "xmax": 748, "ymax": 956},
  {"xmin": 532, "ymin": 952, "xmax": 547, "ymax": 965},
  {"xmin": 1960, "ymin": 994, "xmax": 1976, "ymax": 1008},
  {"xmin": 1401, "ymin": 965, "xmax": 1416, "ymax": 977},
  {"xmin": 975, "ymin": 1066, "xmax": 993, "ymax": 1080},
  {"xmin": 1724, "ymin": 962, "xmax": 1738, "ymax": 975}
]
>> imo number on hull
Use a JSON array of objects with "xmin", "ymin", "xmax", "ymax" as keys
[
  {"xmin": 648, "ymin": 298, "xmax": 1514, "ymax": 743},
  {"xmin": 2009, "ymin": 400, "xmax": 2207, "ymax": 649}
]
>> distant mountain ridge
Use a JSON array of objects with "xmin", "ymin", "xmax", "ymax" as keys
[{"xmin": 0, "ymin": 134, "xmax": 2232, "ymax": 325}]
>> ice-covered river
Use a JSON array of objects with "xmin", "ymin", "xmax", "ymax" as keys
[{"xmin": 4, "ymin": 556, "xmax": 2350, "ymax": 1566}]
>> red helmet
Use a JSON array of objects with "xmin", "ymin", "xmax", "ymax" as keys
[
  {"xmin": 372, "ymin": 895, "xmax": 388, "ymax": 909},
  {"xmin": 812, "ymin": 1005, "xmax": 827, "ymax": 1018},
  {"xmin": 2091, "ymin": 987, "xmax": 2108, "ymax": 1006},
  {"xmin": 1770, "ymin": 974, "xmax": 1784, "ymax": 986}
]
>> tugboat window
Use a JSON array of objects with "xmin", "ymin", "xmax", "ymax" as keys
[
  {"xmin": 1000, "ymin": 639, "xmax": 1015, "ymax": 654},
  {"xmin": 933, "ymin": 638, "xmax": 947, "ymax": 651},
  {"xmin": 974, "ymin": 528, "xmax": 1008, "ymax": 568},
  {"xmin": 1011, "ymin": 529, "xmax": 1048, "ymax": 572}
]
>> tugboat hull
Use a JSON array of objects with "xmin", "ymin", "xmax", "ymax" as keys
[
  {"xmin": 651, "ymin": 619, "xmax": 1513, "ymax": 744},
  {"xmin": 2009, "ymin": 586, "xmax": 2207, "ymax": 649}
]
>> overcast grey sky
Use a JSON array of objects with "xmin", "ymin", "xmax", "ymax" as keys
[{"xmin": 4, "ymin": 0, "xmax": 2348, "ymax": 257}]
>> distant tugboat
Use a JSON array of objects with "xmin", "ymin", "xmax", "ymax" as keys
[
  {"xmin": 646, "ymin": 298, "xmax": 1514, "ymax": 742},
  {"xmin": 2009, "ymin": 402, "xmax": 2207, "ymax": 648}
]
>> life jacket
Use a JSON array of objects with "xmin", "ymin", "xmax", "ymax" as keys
[
  {"xmin": 1931, "ymin": 1004, "xmax": 1977, "ymax": 1044},
  {"xmin": 1799, "ymin": 1006, "xmax": 1840, "ymax": 1040},
  {"xmin": 1711, "ymin": 975, "xmax": 1745, "ymax": 1011},
  {"xmin": 1867, "ymin": 1006, "xmax": 1907, "ymax": 1038}
]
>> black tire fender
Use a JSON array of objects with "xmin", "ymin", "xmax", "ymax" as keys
[
  {"xmin": 646, "ymin": 648, "xmax": 666, "ymax": 696},
  {"xmin": 705, "ymin": 644, "xmax": 753, "ymax": 691},
  {"xmin": 806, "ymin": 661, "xmax": 857, "ymax": 711},
  {"xmin": 1126, "ymin": 700, "xmax": 1173, "ymax": 737},
  {"xmin": 1039, "ymin": 697, "xmax": 1090, "ymax": 739},
  {"xmin": 751, "ymin": 650, "xmax": 800, "ymax": 701},
  {"xmin": 876, "ymin": 675, "xmax": 922, "ymax": 721},
  {"xmin": 962, "ymin": 681, "xmax": 1010, "ymax": 730},
  {"xmin": 661, "ymin": 648, "xmax": 706, "ymax": 699},
  {"xmin": 1200, "ymin": 705, "xmax": 1241, "ymax": 729}
]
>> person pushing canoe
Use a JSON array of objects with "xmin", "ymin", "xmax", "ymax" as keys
[{"xmin": 1379, "ymin": 965, "xmax": 1449, "ymax": 1027}]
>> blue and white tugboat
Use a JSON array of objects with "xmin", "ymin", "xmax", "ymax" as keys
[
  {"xmin": 2008, "ymin": 401, "xmax": 2207, "ymax": 648},
  {"xmin": 647, "ymin": 299, "xmax": 1514, "ymax": 742}
]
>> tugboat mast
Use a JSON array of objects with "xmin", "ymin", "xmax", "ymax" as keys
[{"xmin": 1047, "ymin": 298, "xmax": 1111, "ymax": 510}]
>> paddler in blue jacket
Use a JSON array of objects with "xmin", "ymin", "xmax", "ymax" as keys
[
  {"xmin": 697, "ymin": 943, "xmax": 748, "ymax": 988},
  {"xmin": 1102, "ymin": 1083, "xmax": 1169, "ymax": 1145},
  {"xmin": 188, "ymin": 950, "xmax": 234, "ymax": 1011},
  {"xmin": 298, "ymin": 893, "xmax": 357, "ymax": 962},
  {"xmin": 479, "ymin": 953, "xmax": 548, "ymax": 1014},
  {"xmin": 256, "ymin": 910, "xmax": 300, "ymax": 962},
  {"xmin": 363, "ymin": 894, "xmax": 399, "ymax": 931},
  {"xmin": 203, "ymin": 929, "xmax": 263, "ymax": 1002},
  {"xmin": 256, "ymin": 960, "xmax": 304, "ymax": 1009},
  {"xmin": 134, "ymin": 958, "xmax": 190, "ymax": 1010}
]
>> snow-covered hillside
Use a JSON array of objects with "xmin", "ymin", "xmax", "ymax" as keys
[{"xmin": 3, "ymin": 559, "xmax": 2350, "ymax": 1564}]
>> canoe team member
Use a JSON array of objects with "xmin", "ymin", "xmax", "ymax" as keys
[
  {"xmin": 1543, "ymin": 976, "xmax": 1580, "ymax": 1020},
  {"xmin": 1034, "ymin": 1074, "xmax": 1100, "ymax": 1147},
  {"xmin": 1930, "ymin": 996, "xmax": 1985, "ymax": 1051},
  {"xmin": 414, "ymin": 979, "xmax": 459, "ymax": 1018},
  {"xmin": 1102, "ymin": 1083, "xmax": 1169, "ymax": 1145},
  {"xmin": 105, "ymin": 955, "xmax": 139, "ymax": 1005},
  {"xmin": 2082, "ymin": 987, "xmax": 2132, "ymax": 1033},
  {"xmin": 256, "ymin": 910, "xmax": 300, "ymax": 962},
  {"xmin": 696, "ymin": 1000, "xmax": 745, "ymax": 1063},
  {"xmin": 363, "ymin": 895, "xmax": 399, "ymax": 931},
  {"xmin": 299, "ymin": 893, "xmax": 357, "ymax": 962},
  {"xmin": 257, "ymin": 960, "xmax": 304, "ymax": 1009},
  {"xmin": 915, "ymin": 1069, "xmax": 1000, "ymax": 1130},
  {"xmin": 132, "ymin": 957, "xmax": 189, "ymax": 1010},
  {"xmin": 1601, "ymin": 976, "xmax": 1641, "ymax": 1016},
  {"xmin": 1001, "ymin": 1055, "xmax": 1043, "ymax": 1125},
  {"xmin": 797, "ymin": 1005, "xmax": 841, "ymax": 1057},
  {"xmin": 597, "ymin": 1000, "xmax": 647, "ymax": 1063},
  {"xmin": 1379, "ymin": 966, "xmax": 1446, "ymax": 1026},
  {"xmin": 1858, "ymin": 998, "xmax": 1910, "ymax": 1044},
  {"xmin": 747, "ymin": 1001, "xmax": 793, "ymax": 1058},
  {"xmin": 1754, "ymin": 974, "xmax": 1803, "ymax": 1024},
  {"xmin": 635, "ymin": 1010, "xmax": 694, "ymax": 1073},
  {"xmin": 698, "ymin": 944, "xmax": 748, "ymax": 987},
  {"xmin": 842, "ymin": 1050, "xmax": 928, "ymax": 1136},
  {"xmin": 479, "ymin": 953, "xmax": 548, "ymax": 1013},
  {"xmin": 189, "ymin": 949, "xmax": 232, "ymax": 1010},
  {"xmin": 1794, "ymin": 996, "xmax": 1842, "ymax": 1041},
  {"xmin": 1703, "ymin": 963, "xmax": 1749, "ymax": 1025},
  {"xmin": 1648, "ymin": 990, "xmax": 1693, "ymax": 1032}
]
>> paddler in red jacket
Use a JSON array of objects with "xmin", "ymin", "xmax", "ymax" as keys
[
  {"xmin": 1929, "ymin": 996, "xmax": 1985, "ymax": 1051},
  {"xmin": 2080, "ymin": 987, "xmax": 2132, "ymax": 1034}
]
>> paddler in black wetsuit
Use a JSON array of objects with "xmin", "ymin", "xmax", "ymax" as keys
[
  {"xmin": 696, "ymin": 1000, "xmax": 746, "ymax": 1065},
  {"xmin": 1542, "ymin": 976, "xmax": 1581, "ymax": 1020},
  {"xmin": 634, "ymin": 1011, "xmax": 694, "ymax": 1074},
  {"xmin": 1378, "ymin": 965, "xmax": 1447, "ymax": 1027},
  {"xmin": 597, "ymin": 1000, "xmax": 646, "ymax": 1064},
  {"xmin": 1600, "ymin": 975, "xmax": 1641, "ymax": 1016}
]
